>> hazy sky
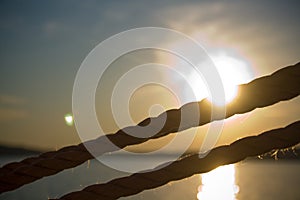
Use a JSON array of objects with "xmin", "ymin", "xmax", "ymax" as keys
[{"xmin": 0, "ymin": 0, "xmax": 300, "ymax": 151}]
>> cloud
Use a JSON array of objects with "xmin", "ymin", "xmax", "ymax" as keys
[
  {"xmin": 44, "ymin": 21, "xmax": 59, "ymax": 34},
  {"xmin": 153, "ymin": 2, "xmax": 284, "ymax": 46},
  {"xmin": 0, "ymin": 94, "xmax": 28, "ymax": 121},
  {"xmin": 43, "ymin": 21, "xmax": 69, "ymax": 37},
  {"xmin": 149, "ymin": 1, "xmax": 300, "ymax": 74},
  {"xmin": 0, "ymin": 107, "xmax": 28, "ymax": 121},
  {"xmin": 0, "ymin": 94, "xmax": 26, "ymax": 105}
]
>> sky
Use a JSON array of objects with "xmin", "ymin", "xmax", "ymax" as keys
[{"xmin": 0, "ymin": 0, "xmax": 300, "ymax": 151}]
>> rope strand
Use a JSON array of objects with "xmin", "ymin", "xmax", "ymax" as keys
[
  {"xmin": 0, "ymin": 62, "xmax": 300, "ymax": 193},
  {"xmin": 54, "ymin": 120, "xmax": 300, "ymax": 200}
]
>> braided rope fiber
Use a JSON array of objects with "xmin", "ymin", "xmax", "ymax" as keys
[
  {"xmin": 54, "ymin": 121, "xmax": 300, "ymax": 200},
  {"xmin": 0, "ymin": 62, "xmax": 300, "ymax": 193}
]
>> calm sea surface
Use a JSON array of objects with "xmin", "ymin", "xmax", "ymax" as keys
[{"xmin": 0, "ymin": 156, "xmax": 299, "ymax": 200}]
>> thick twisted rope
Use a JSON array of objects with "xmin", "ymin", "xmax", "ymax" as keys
[
  {"xmin": 54, "ymin": 120, "xmax": 300, "ymax": 200},
  {"xmin": 0, "ymin": 62, "xmax": 300, "ymax": 193}
]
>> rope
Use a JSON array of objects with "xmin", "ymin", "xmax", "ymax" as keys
[
  {"xmin": 53, "ymin": 120, "xmax": 300, "ymax": 200},
  {"xmin": 0, "ymin": 62, "xmax": 300, "ymax": 193}
]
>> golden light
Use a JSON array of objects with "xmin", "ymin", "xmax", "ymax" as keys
[
  {"xmin": 197, "ymin": 164, "xmax": 239, "ymax": 200},
  {"xmin": 64, "ymin": 113, "xmax": 74, "ymax": 126},
  {"xmin": 156, "ymin": 41, "xmax": 254, "ymax": 106},
  {"xmin": 210, "ymin": 54, "xmax": 253, "ymax": 106}
]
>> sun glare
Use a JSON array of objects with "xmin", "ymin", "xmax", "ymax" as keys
[
  {"xmin": 197, "ymin": 164, "xmax": 239, "ymax": 200},
  {"xmin": 158, "ymin": 43, "xmax": 254, "ymax": 106},
  {"xmin": 209, "ymin": 54, "xmax": 253, "ymax": 106}
]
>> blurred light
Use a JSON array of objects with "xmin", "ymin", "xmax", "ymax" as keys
[
  {"xmin": 64, "ymin": 113, "xmax": 74, "ymax": 126},
  {"xmin": 209, "ymin": 54, "xmax": 253, "ymax": 106}
]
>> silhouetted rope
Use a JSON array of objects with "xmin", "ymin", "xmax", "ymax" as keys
[
  {"xmin": 53, "ymin": 120, "xmax": 300, "ymax": 200},
  {"xmin": 0, "ymin": 62, "xmax": 299, "ymax": 193}
]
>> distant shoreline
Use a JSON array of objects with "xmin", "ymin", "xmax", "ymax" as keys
[
  {"xmin": 0, "ymin": 145, "xmax": 299, "ymax": 161},
  {"xmin": 0, "ymin": 145, "xmax": 41, "ymax": 156}
]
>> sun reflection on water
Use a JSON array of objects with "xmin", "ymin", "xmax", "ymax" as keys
[{"xmin": 197, "ymin": 164, "xmax": 239, "ymax": 200}]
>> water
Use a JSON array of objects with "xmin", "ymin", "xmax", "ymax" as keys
[
  {"xmin": 0, "ymin": 156, "xmax": 299, "ymax": 200},
  {"xmin": 197, "ymin": 164, "xmax": 238, "ymax": 200}
]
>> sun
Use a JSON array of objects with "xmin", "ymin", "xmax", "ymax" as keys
[
  {"xmin": 209, "ymin": 53, "xmax": 253, "ymax": 106},
  {"xmin": 157, "ymin": 45, "xmax": 253, "ymax": 106}
]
